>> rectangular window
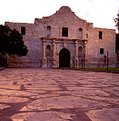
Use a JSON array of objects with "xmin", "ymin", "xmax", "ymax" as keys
[
  {"xmin": 62, "ymin": 27, "xmax": 68, "ymax": 37},
  {"xmin": 86, "ymin": 34, "xmax": 88, "ymax": 38},
  {"xmin": 100, "ymin": 48, "xmax": 104, "ymax": 54},
  {"xmin": 21, "ymin": 26, "xmax": 26, "ymax": 35},
  {"xmin": 99, "ymin": 31, "xmax": 102, "ymax": 39}
]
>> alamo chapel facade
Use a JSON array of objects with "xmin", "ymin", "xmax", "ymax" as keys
[{"xmin": 5, "ymin": 6, "xmax": 116, "ymax": 68}]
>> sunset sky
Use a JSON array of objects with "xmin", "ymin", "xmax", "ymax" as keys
[{"xmin": 0, "ymin": 0, "xmax": 118, "ymax": 29}]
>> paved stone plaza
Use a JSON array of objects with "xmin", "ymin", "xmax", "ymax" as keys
[{"xmin": 0, "ymin": 68, "xmax": 119, "ymax": 121}]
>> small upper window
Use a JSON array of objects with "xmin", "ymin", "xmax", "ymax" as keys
[
  {"xmin": 47, "ymin": 26, "xmax": 51, "ymax": 30},
  {"xmin": 100, "ymin": 48, "xmax": 104, "ymax": 54},
  {"xmin": 86, "ymin": 34, "xmax": 88, "ymax": 38},
  {"xmin": 78, "ymin": 28, "xmax": 83, "ymax": 39},
  {"xmin": 21, "ymin": 26, "xmax": 26, "ymax": 35},
  {"xmin": 62, "ymin": 27, "xmax": 68, "ymax": 37},
  {"xmin": 47, "ymin": 26, "xmax": 51, "ymax": 36},
  {"xmin": 99, "ymin": 31, "xmax": 102, "ymax": 39},
  {"xmin": 79, "ymin": 28, "xmax": 82, "ymax": 31}
]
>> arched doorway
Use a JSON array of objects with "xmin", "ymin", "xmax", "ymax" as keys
[{"xmin": 59, "ymin": 48, "xmax": 70, "ymax": 68}]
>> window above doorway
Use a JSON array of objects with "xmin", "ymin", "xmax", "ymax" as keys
[
  {"xmin": 99, "ymin": 31, "xmax": 102, "ymax": 39},
  {"xmin": 62, "ymin": 27, "xmax": 68, "ymax": 37}
]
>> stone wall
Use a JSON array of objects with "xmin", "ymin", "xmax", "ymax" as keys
[
  {"xmin": 34, "ymin": 6, "xmax": 93, "ymax": 40},
  {"xmin": 5, "ymin": 22, "xmax": 43, "ymax": 67},
  {"xmin": 4, "ymin": 6, "xmax": 116, "ymax": 68},
  {"xmin": 86, "ymin": 27, "xmax": 116, "ymax": 67}
]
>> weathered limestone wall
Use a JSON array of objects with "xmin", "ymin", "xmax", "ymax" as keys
[
  {"xmin": 5, "ymin": 22, "xmax": 43, "ymax": 67},
  {"xmin": 34, "ymin": 6, "xmax": 93, "ymax": 40},
  {"xmin": 86, "ymin": 27, "xmax": 116, "ymax": 67},
  {"xmin": 5, "ymin": 22, "xmax": 35, "ymax": 41},
  {"xmin": 4, "ymin": 6, "xmax": 116, "ymax": 68},
  {"xmin": 7, "ymin": 39, "xmax": 43, "ymax": 68}
]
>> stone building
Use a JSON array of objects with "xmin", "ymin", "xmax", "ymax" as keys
[
  {"xmin": 116, "ymin": 34, "xmax": 119, "ymax": 67},
  {"xmin": 5, "ymin": 6, "xmax": 116, "ymax": 68}
]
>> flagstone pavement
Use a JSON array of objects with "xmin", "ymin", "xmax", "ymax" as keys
[{"xmin": 0, "ymin": 68, "xmax": 119, "ymax": 121}]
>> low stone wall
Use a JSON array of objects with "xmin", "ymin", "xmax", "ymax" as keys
[{"xmin": 8, "ymin": 56, "xmax": 42, "ymax": 68}]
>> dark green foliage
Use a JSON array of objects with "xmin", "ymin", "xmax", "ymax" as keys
[
  {"xmin": 116, "ymin": 34, "xmax": 119, "ymax": 51},
  {"xmin": 114, "ymin": 11, "xmax": 119, "ymax": 33},
  {"xmin": 0, "ymin": 25, "xmax": 10, "ymax": 53},
  {"xmin": 0, "ymin": 25, "xmax": 28, "ymax": 56}
]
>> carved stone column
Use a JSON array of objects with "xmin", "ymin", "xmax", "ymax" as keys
[
  {"xmin": 75, "ymin": 41, "xmax": 79, "ymax": 68},
  {"xmin": 52, "ymin": 40, "xmax": 55, "ymax": 59},
  {"xmin": 82, "ymin": 39, "xmax": 88, "ymax": 68},
  {"xmin": 52, "ymin": 40, "xmax": 57, "ymax": 68},
  {"xmin": 52, "ymin": 40, "xmax": 55, "ymax": 67},
  {"xmin": 42, "ymin": 40, "xmax": 47, "ymax": 68}
]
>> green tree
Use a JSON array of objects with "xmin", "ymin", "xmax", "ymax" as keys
[
  {"xmin": 0, "ymin": 25, "xmax": 28, "ymax": 67},
  {"xmin": 114, "ymin": 10, "xmax": 119, "ymax": 33}
]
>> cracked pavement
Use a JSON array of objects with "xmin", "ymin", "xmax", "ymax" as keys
[{"xmin": 0, "ymin": 68, "xmax": 119, "ymax": 121}]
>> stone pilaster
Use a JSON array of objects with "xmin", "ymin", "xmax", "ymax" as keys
[
  {"xmin": 52, "ymin": 40, "xmax": 56, "ymax": 68},
  {"xmin": 82, "ymin": 39, "xmax": 88, "ymax": 68},
  {"xmin": 75, "ymin": 41, "xmax": 79, "ymax": 68},
  {"xmin": 42, "ymin": 40, "xmax": 47, "ymax": 68}
]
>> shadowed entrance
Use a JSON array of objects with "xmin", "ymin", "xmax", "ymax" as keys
[{"xmin": 59, "ymin": 48, "xmax": 70, "ymax": 68}]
